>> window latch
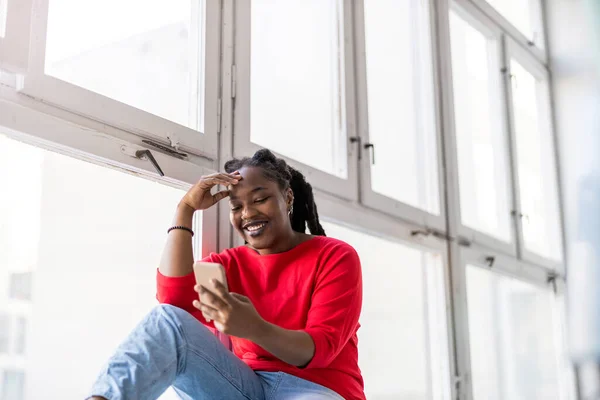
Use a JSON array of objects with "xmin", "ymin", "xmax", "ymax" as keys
[{"xmin": 364, "ymin": 143, "xmax": 375, "ymax": 165}]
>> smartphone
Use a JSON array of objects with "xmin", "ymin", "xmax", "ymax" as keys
[{"xmin": 193, "ymin": 262, "xmax": 228, "ymax": 322}]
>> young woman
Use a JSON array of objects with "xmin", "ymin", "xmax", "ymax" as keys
[{"xmin": 88, "ymin": 149, "xmax": 365, "ymax": 400}]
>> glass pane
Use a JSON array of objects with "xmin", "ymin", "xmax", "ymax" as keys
[
  {"xmin": 510, "ymin": 60, "xmax": 562, "ymax": 261},
  {"xmin": 363, "ymin": 0, "xmax": 440, "ymax": 214},
  {"xmin": 466, "ymin": 266, "xmax": 571, "ymax": 400},
  {"xmin": 8, "ymin": 272, "xmax": 32, "ymax": 301},
  {"xmin": 485, "ymin": 0, "xmax": 544, "ymax": 48},
  {"xmin": 449, "ymin": 11, "xmax": 512, "ymax": 242},
  {"xmin": 0, "ymin": 133, "xmax": 196, "ymax": 400},
  {"xmin": 323, "ymin": 221, "xmax": 451, "ymax": 400},
  {"xmin": 250, "ymin": 0, "xmax": 347, "ymax": 178},
  {"xmin": 45, "ymin": 0, "xmax": 206, "ymax": 131},
  {"xmin": 1, "ymin": 370, "xmax": 25, "ymax": 400}
]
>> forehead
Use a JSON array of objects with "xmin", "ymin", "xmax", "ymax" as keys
[{"xmin": 229, "ymin": 166, "xmax": 280, "ymax": 198}]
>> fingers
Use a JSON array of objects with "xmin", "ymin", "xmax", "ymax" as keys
[
  {"xmin": 210, "ymin": 279, "xmax": 237, "ymax": 303},
  {"xmin": 195, "ymin": 284, "xmax": 231, "ymax": 310},
  {"xmin": 230, "ymin": 293, "xmax": 250, "ymax": 303},
  {"xmin": 192, "ymin": 299, "xmax": 220, "ymax": 321},
  {"xmin": 212, "ymin": 190, "xmax": 231, "ymax": 204}
]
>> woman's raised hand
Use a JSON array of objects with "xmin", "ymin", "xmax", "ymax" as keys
[{"xmin": 180, "ymin": 171, "xmax": 241, "ymax": 211}]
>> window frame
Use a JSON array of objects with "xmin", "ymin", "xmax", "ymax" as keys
[
  {"xmin": 443, "ymin": 0, "xmax": 518, "ymax": 257},
  {"xmin": 16, "ymin": 0, "xmax": 221, "ymax": 159},
  {"xmin": 0, "ymin": 0, "xmax": 33, "ymax": 73},
  {"xmin": 231, "ymin": 0, "xmax": 360, "ymax": 202},
  {"xmin": 353, "ymin": 0, "xmax": 447, "ymax": 231},
  {"xmin": 504, "ymin": 36, "xmax": 565, "ymax": 271},
  {"xmin": 0, "ymin": 86, "xmax": 219, "ymax": 259},
  {"xmin": 470, "ymin": 0, "xmax": 547, "ymax": 63}
]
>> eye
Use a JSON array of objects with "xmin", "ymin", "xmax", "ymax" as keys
[
  {"xmin": 254, "ymin": 197, "xmax": 269, "ymax": 204},
  {"xmin": 230, "ymin": 205, "xmax": 241, "ymax": 212}
]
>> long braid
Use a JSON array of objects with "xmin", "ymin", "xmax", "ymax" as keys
[{"xmin": 224, "ymin": 149, "xmax": 326, "ymax": 236}]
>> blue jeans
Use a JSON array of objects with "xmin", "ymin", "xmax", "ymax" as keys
[{"xmin": 88, "ymin": 304, "xmax": 344, "ymax": 400}]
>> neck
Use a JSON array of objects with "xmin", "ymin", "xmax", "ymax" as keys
[{"xmin": 257, "ymin": 230, "xmax": 300, "ymax": 255}]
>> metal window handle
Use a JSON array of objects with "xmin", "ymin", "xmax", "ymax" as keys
[
  {"xmin": 135, "ymin": 149, "xmax": 165, "ymax": 176},
  {"xmin": 364, "ymin": 143, "xmax": 375, "ymax": 165}
]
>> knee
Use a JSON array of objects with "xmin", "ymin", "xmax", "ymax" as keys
[{"xmin": 153, "ymin": 304, "xmax": 191, "ymax": 322}]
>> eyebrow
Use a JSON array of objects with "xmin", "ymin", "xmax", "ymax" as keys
[{"xmin": 229, "ymin": 186, "xmax": 268, "ymax": 201}]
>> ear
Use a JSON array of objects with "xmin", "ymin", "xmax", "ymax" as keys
[{"xmin": 285, "ymin": 187, "xmax": 294, "ymax": 208}]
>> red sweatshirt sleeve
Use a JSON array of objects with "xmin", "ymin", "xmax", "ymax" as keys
[
  {"xmin": 303, "ymin": 243, "xmax": 363, "ymax": 369},
  {"xmin": 155, "ymin": 256, "xmax": 217, "ymax": 327}
]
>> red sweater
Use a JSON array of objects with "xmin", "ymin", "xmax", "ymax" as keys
[{"xmin": 156, "ymin": 236, "xmax": 365, "ymax": 400}]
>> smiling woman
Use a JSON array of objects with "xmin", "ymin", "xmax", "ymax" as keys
[{"xmin": 87, "ymin": 149, "xmax": 365, "ymax": 400}]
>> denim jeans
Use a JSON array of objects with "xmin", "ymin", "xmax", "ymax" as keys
[{"xmin": 88, "ymin": 304, "xmax": 344, "ymax": 400}]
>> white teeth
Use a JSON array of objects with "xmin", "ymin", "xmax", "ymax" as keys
[{"xmin": 245, "ymin": 223, "xmax": 266, "ymax": 232}]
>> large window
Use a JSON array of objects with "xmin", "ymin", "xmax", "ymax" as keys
[
  {"xmin": 249, "ymin": 0, "xmax": 346, "ymax": 178},
  {"xmin": 360, "ymin": 0, "xmax": 440, "ymax": 216},
  {"xmin": 466, "ymin": 265, "xmax": 573, "ymax": 400},
  {"xmin": 45, "ymin": 0, "xmax": 205, "ymax": 130},
  {"xmin": 509, "ymin": 56, "xmax": 562, "ymax": 263},
  {"xmin": 0, "ymin": 134, "xmax": 195, "ymax": 399},
  {"xmin": 323, "ymin": 221, "xmax": 451, "ymax": 400},
  {"xmin": 449, "ymin": 7, "xmax": 512, "ymax": 245}
]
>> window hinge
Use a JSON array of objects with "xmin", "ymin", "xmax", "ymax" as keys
[
  {"xmin": 231, "ymin": 64, "xmax": 237, "ymax": 99},
  {"xmin": 140, "ymin": 139, "xmax": 188, "ymax": 160},
  {"xmin": 217, "ymin": 98, "xmax": 222, "ymax": 134}
]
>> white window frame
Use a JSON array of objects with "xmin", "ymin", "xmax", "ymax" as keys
[
  {"xmin": 0, "ymin": 85, "xmax": 219, "ymax": 259},
  {"xmin": 470, "ymin": 0, "xmax": 547, "ymax": 64},
  {"xmin": 231, "ymin": 0, "xmax": 360, "ymax": 201},
  {"xmin": 0, "ymin": 0, "xmax": 33, "ymax": 73},
  {"xmin": 316, "ymin": 190, "xmax": 456, "ymax": 400},
  {"xmin": 443, "ymin": 0, "xmax": 518, "ymax": 257},
  {"xmin": 16, "ymin": 0, "xmax": 221, "ymax": 159},
  {"xmin": 353, "ymin": 0, "xmax": 447, "ymax": 231},
  {"xmin": 454, "ymin": 246, "xmax": 565, "ymax": 400},
  {"xmin": 504, "ymin": 36, "xmax": 565, "ymax": 271}
]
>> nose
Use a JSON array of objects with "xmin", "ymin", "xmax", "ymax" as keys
[{"xmin": 241, "ymin": 204, "xmax": 259, "ymax": 221}]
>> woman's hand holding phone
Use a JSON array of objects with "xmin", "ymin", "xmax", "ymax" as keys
[{"xmin": 193, "ymin": 280, "xmax": 266, "ymax": 340}]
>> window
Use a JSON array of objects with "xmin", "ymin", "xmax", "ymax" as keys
[
  {"xmin": 509, "ymin": 59, "xmax": 562, "ymax": 262},
  {"xmin": 0, "ymin": 133, "xmax": 195, "ymax": 399},
  {"xmin": 466, "ymin": 265, "xmax": 571, "ymax": 399},
  {"xmin": 449, "ymin": 9, "xmax": 512, "ymax": 243},
  {"xmin": 1, "ymin": 369, "xmax": 25, "ymax": 400},
  {"xmin": 485, "ymin": 0, "xmax": 544, "ymax": 48},
  {"xmin": 45, "ymin": 0, "xmax": 206, "ymax": 131},
  {"xmin": 249, "ymin": 0, "xmax": 347, "ymax": 178},
  {"xmin": 361, "ymin": 0, "xmax": 439, "ymax": 214},
  {"xmin": 323, "ymin": 221, "xmax": 451, "ymax": 400}
]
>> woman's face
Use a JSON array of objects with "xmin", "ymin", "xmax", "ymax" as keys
[{"xmin": 228, "ymin": 166, "xmax": 294, "ymax": 252}]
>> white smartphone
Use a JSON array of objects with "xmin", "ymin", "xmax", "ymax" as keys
[{"xmin": 193, "ymin": 261, "xmax": 228, "ymax": 322}]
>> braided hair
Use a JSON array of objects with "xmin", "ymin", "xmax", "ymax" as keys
[{"xmin": 224, "ymin": 149, "xmax": 326, "ymax": 236}]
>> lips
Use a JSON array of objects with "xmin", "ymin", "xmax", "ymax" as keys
[{"xmin": 242, "ymin": 221, "xmax": 269, "ymax": 237}]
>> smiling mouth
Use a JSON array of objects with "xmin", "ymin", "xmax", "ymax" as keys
[{"xmin": 243, "ymin": 221, "xmax": 268, "ymax": 237}]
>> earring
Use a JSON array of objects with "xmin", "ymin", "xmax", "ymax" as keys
[{"xmin": 288, "ymin": 204, "xmax": 294, "ymax": 216}]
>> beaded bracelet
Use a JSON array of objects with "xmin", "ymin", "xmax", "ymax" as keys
[{"xmin": 167, "ymin": 226, "xmax": 194, "ymax": 237}]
